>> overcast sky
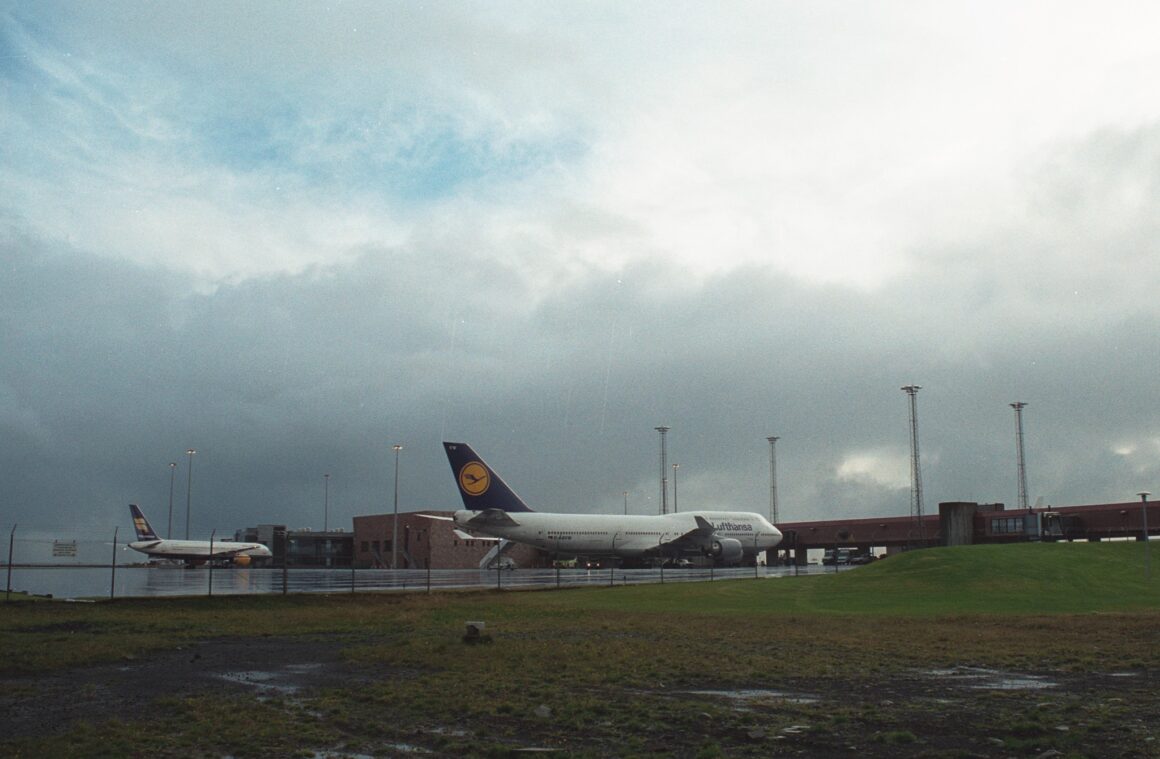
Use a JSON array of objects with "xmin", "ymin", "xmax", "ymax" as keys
[{"xmin": 4, "ymin": 2, "xmax": 1160, "ymax": 539}]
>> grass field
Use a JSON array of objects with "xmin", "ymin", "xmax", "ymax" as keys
[
  {"xmin": 520, "ymin": 540, "xmax": 1160, "ymax": 616},
  {"xmin": 3, "ymin": 541, "xmax": 1159, "ymax": 757}
]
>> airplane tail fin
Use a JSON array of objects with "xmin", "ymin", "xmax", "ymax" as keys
[
  {"xmin": 443, "ymin": 442, "xmax": 534, "ymax": 512},
  {"xmin": 129, "ymin": 504, "xmax": 160, "ymax": 541}
]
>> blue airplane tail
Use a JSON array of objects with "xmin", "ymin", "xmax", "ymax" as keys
[
  {"xmin": 443, "ymin": 442, "xmax": 534, "ymax": 512},
  {"xmin": 129, "ymin": 504, "xmax": 160, "ymax": 541}
]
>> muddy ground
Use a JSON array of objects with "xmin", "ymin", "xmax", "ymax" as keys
[{"xmin": 2, "ymin": 634, "xmax": 1158, "ymax": 757}]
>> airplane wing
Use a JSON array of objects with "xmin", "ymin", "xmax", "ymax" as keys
[
  {"xmin": 209, "ymin": 546, "xmax": 249, "ymax": 558},
  {"xmin": 207, "ymin": 543, "xmax": 269, "ymax": 558},
  {"xmin": 413, "ymin": 511, "xmax": 505, "ymax": 541},
  {"xmin": 691, "ymin": 516, "xmax": 716, "ymax": 534},
  {"xmin": 464, "ymin": 509, "xmax": 521, "ymax": 529},
  {"xmin": 651, "ymin": 516, "xmax": 716, "ymax": 554},
  {"xmin": 453, "ymin": 529, "xmax": 500, "ymax": 542}
]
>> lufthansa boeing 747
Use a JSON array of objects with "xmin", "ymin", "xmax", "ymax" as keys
[{"xmin": 435, "ymin": 442, "xmax": 782, "ymax": 566}]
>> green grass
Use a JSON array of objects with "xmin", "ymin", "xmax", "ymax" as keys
[
  {"xmin": 3, "ymin": 541, "xmax": 1158, "ymax": 678},
  {"xmin": 512, "ymin": 540, "xmax": 1160, "ymax": 617},
  {"xmin": 805, "ymin": 540, "xmax": 1160, "ymax": 614},
  {"xmin": 3, "ymin": 541, "xmax": 1160, "ymax": 757}
]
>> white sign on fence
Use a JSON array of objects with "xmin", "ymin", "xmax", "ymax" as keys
[{"xmin": 52, "ymin": 540, "xmax": 78, "ymax": 558}]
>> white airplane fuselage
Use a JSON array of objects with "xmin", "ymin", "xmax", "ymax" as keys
[
  {"xmin": 452, "ymin": 509, "xmax": 781, "ymax": 559},
  {"xmin": 128, "ymin": 538, "xmax": 272, "ymax": 562}
]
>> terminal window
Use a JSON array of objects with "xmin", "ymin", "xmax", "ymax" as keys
[{"xmin": 991, "ymin": 517, "xmax": 1025, "ymax": 535}]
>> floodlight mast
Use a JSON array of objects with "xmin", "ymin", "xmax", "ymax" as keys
[
  {"xmin": 655, "ymin": 426, "xmax": 671, "ymax": 515},
  {"xmin": 1140, "ymin": 492, "xmax": 1151, "ymax": 581},
  {"xmin": 1011, "ymin": 402, "xmax": 1030, "ymax": 511},
  {"xmin": 766, "ymin": 436, "xmax": 780, "ymax": 524},
  {"xmin": 391, "ymin": 444, "xmax": 403, "ymax": 569},
  {"xmin": 901, "ymin": 386, "xmax": 924, "ymax": 536}
]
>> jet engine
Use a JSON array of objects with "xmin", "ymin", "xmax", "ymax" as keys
[
  {"xmin": 708, "ymin": 538, "xmax": 744, "ymax": 565},
  {"xmin": 233, "ymin": 554, "xmax": 252, "ymax": 567}
]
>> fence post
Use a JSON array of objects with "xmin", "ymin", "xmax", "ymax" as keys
[
  {"xmin": 6, "ymin": 524, "xmax": 15, "ymax": 602},
  {"xmin": 109, "ymin": 526, "xmax": 118, "ymax": 600},
  {"xmin": 208, "ymin": 530, "xmax": 215, "ymax": 597}
]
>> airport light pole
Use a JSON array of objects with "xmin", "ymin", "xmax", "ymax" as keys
[
  {"xmin": 901, "ymin": 386, "xmax": 924, "ymax": 537},
  {"xmin": 323, "ymin": 473, "xmax": 330, "ymax": 532},
  {"xmin": 623, "ymin": 490, "xmax": 628, "ymax": 515},
  {"xmin": 167, "ymin": 461, "xmax": 177, "ymax": 539},
  {"xmin": 655, "ymin": 426, "xmax": 670, "ymax": 515},
  {"xmin": 1011, "ymin": 402, "xmax": 1030, "ymax": 511},
  {"xmin": 184, "ymin": 449, "xmax": 196, "ymax": 540},
  {"xmin": 672, "ymin": 464, "xmax": 680, "ymax": 513},
  {"xmin": 767, "ymin": 436, "xmax": 780, "ymax": 524},
  {"xmin": 392, "ymin": 444, "xmax": 403, "ymax": 569},
  {"xmin": 1139, "ymin": 492, "xmax": 1151, "ymax": 580}
]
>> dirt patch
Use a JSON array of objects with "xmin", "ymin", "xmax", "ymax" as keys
[
  {"xmin": 657, "ymin": 668, "xmax": 1160, "ymax": 757},
  {"xmin": 2, "ymin": 635, "xmax": 1158, "ymax": 757},
  {"xmin": 1, "ymin": 636, "xmax": 366, "ymax": 740}
]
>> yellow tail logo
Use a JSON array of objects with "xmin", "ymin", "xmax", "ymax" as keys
[{"xmin": 458, "ymin": 461, "xmax": 490, "ymax": 496}]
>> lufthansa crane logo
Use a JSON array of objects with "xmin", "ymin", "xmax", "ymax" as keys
[{"xmin": 458, "ymin": 461, "xmax": 490, "ymax": 496}]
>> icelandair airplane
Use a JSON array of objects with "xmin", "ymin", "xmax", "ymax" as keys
[
  {"xmin": 128, "ymin": 504, "xmax": 272, "ymax": 565},
  {"xmin": 438, "ymin": 442, "xmax": 782, "ymax": 565}
]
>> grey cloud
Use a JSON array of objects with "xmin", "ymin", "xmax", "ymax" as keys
[{"xmin": 6, "ymin": 2, "xmax": 1160, "ymax": 545}]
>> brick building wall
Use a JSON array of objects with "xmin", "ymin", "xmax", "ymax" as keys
[{"xmin": 352, "ymin": 511, "xmax": 548, "ymax": 569}]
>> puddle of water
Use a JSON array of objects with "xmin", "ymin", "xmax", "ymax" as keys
[
  {"xmin": 424, "ymin": 727, "xmax": 469, "ymax": 738},
  {"xmin": 924, "ymin": 667, "xmax": 1058, "ymax": 691},
  {"xmin": 217, "ymin": 662, "xmax": 327, "ymax": 695},
  {"xmin": 218, "ymin": 670, "xmax": 300, "ymax": 694},
  {"xmin": 381, "ymin": 745, "xmax": 430, "ymax": 755},
  {"xmin": 687, "ymin": 688, "xmax": 819, "ymax": 704}
]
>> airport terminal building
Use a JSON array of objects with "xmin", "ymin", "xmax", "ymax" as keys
[
  {"xmin": 776, "ymin": 499, "xmax": 1160, "ymax": 565},
  {"xmin": 350, "ymin": 511, "xmax": 548, "ymax": 570},
  {"xmin": 238, "ymin": 513, "xmax": 548, "ymax": 569}
]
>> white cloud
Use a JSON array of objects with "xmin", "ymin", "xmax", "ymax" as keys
[
  {"xmin": 836, "ymin": 450, "xmax": 910, "ymax": 490},
  {"xmin": 5, "ymin": 1, "xmax": 1160, "ymax": 535}
]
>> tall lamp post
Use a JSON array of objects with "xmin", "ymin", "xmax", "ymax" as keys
[
  {"xmin": 1011, "ymin": 402, "xmax": 1030, "ymax": 511},
  {"xmin": 1139, "ymin": 491, "xmax": 1151, "ymax": 580},
  {"xmin": 766, "ymin": 436, "xmax": 780, "ymax": 524},
  {"xmin": 655, "ymin": 426, "xmax": 670, "ymax": 515},
  {"xmin": 167, "ymin": 461, "xmax": 177, "ymax": 539},
  {"xmin": 901, "ymin": 386, "xmax": 924, "ymax": 540},
  {"xmin": 672, "ymin": 464, "xmax": 680, "ymax": 513},
  {"xmin": 392, "ymin": 444, "xmax": 403, "ymax": 569},
  {"xmin": 184, "ymin": 449, "xmax": 196, "ymax": 540}
]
